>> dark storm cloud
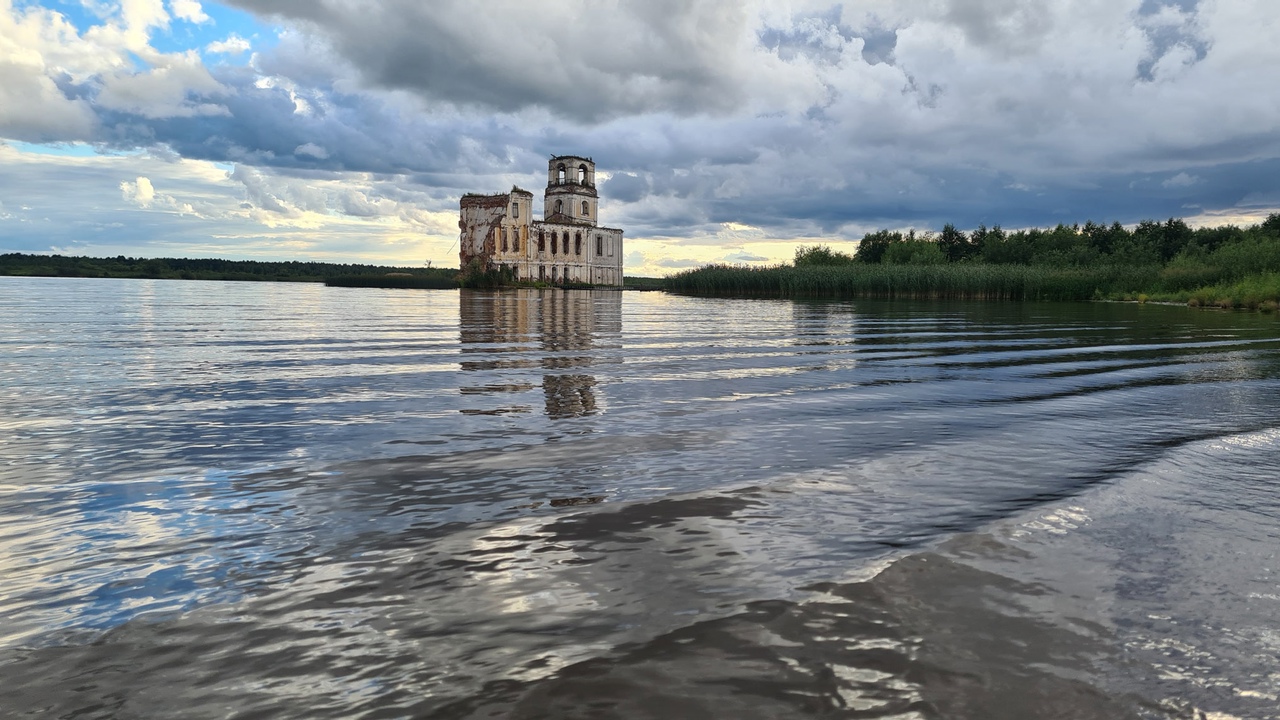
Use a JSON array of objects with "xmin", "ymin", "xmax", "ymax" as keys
[
  {"xmin": 857, "ymin": 25, "xmax": 898, "ymax": 66},
  {"xmin": 600, "ymin": 173, "xmax": 650, "ymax": 204},
  {"xmin": 222, "ymin": 0, "xmax": 753, "ymax": 120},
  {"xmin": 94, "ymin": 68, "xmax": 486, "ymax": 176},
  {"xmin": 942, "ymin": 0, "xmax": 1055, "ymax": 54},
  {"xmin": 693, "ymin": 157, "xmax": 1280, "ymax": 236}
]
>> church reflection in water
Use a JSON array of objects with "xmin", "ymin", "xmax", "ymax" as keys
[{"xmin": 458, "ymin": 289, "xmax": 622, "ymax": 419}]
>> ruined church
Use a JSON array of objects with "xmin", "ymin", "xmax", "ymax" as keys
[{"xmin": 459, "ymin": 156, "xmax": 624, "ymax": 287}]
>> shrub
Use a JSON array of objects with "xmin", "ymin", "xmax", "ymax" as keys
[{"xmin": 794, "ymin": 244, "xmax": 857, "ymax": 267}]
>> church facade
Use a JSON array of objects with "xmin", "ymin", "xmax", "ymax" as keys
[{"xmin": 459, "ymin": 156, "xmax": 624, "ymax": 287}]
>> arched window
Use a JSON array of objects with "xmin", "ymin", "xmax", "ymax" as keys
[
  {"xmin": 551, "ymin": 233, "xmax": 558, "ymax": 255},
  {"xmin": 596, "ymin": 235, "xmax": 603, "ymax": 256},
  {"xmin": 557, "ymin": 164, "xmax": 566, "ymax": 184},
  {"xmin": 581, "ymin": 201, "xmax": 589, "ymax": 216},
  {"xmin": 538, "ymin": 231, "xmax": 545, "ymax": 252},
  {"xmin": 555, "ymin": 199, "xmax": 563, "ymax": 215},
  {"xmin": 574, "ymin": 233, "xmax": 581, "ymax": 255},
  {"xmin": 501, "ymin": 227, "xmax": 508, "ymax": 252},
  {"xmin": 578, "ymin": 165, "xmax": 587, "ymax": 183}
]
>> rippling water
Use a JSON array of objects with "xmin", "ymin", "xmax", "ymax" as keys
[{"xmin": 3, "ymin": 277, "xmax": 1280, "ymax": 719}]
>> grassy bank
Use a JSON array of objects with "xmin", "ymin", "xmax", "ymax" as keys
[{"xmin": 1136, "ymin": 272, "xmax": 1280, "ymax": 311}]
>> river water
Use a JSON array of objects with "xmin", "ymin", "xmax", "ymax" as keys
[{"xmin": 2, "ymin": 278, "xmax": 1279, "ymax": 719}]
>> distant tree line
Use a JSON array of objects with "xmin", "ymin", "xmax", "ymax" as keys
[
  {"xmin": 838, "ymin": 215, "xmax": 1280, "ymax": 281},
  {"xmin": 0, "ymin": 253, "xmax": 458, "ymax": 284},
  {"xmin": 673, "ymin": 214, "xmax": 1280, "ymax": 309}
]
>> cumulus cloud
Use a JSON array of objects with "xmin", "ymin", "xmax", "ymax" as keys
[
  {"xmin": 0, "ymin": 5, "xmax": 99, "ymax": 141},
  {"xmin": 206, "ymin": 34, "xmax": 251, "ymax": 55},
  {"xmin": 96, "ymin": 50, "xmax": 230, "ymax": 118},
  {"xmin": 121, "ymin": 175, "xmax": 156, "ymax": 206},
  {"xmin": 293, "ymin": 142, "xmax": 328, "ymax": 160},
  {"xmin": 169, "ymin": 0, "xmax": 209, "ymax": 24},
  {"xmin": 0, "ymin": 0, "xmax": 232, "ymax": 138},
  {"xmin": 120, "ymin": 173, "xmax": 197, "ymax": 213}
]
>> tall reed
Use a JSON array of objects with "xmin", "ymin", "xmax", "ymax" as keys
[{"xmin": 664, "ymin": 263, "xmax": 1158, "ymax": 301}]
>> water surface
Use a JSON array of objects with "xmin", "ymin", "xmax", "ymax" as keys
[{"xmin": 2, "ymin": 278, "xmax": 1279, "ymax": 718}]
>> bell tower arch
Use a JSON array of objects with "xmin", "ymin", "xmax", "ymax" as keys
[{"xmin": 544, "ymin": 155, "xmax": 598, "ymax": 225}]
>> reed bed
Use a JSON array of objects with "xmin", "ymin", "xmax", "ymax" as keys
[
  {"xmin": 665, "ymin": 263, "xmax": 1159, "ymax": 301},
  {"xmin": 325, "ymin": 274, "xmax": 459, "ymax": 289}
]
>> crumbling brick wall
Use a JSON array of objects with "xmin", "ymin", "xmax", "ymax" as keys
[{"xmin": 459, "ymin": 193, "xmax": 510, "ymax": 270}]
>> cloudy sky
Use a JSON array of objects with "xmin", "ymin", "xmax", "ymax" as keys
[{"xmin": 2, "ymin": 0, "xmax": 1278, "ymax": 275}]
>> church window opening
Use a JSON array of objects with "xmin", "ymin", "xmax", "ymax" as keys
[
  {"xmin": 596, "ymin": 235, "xmax": 603, "ymax": 256},
  {"xmin": 512, "ymin": 229, "xmax": 520, "ymax": 252},
  {"xmin": 512, "ymin": 202, "xmax": 519, "ymax": 218},
  {"xmin": 575, "ymin": 233, "xmax": 582, "ymax": 255},
  {"xmin": 557, "ymin": 165, "xmax": 566, "ymax": 184},
  {"xmin": 555, "ymin": 199, "xmax": 563, "ymax": 215},
  {"xmin": 501, "ymin": 228, "xmax": 508, "ymax": 252},
  {"xmin": 581, "ymin": 201, "xmax": 589, "ymax": 216},
  {"xmin": 551, "ymin": 233, "xmax": 558, "ymax": 255},
  {"xmin": 538, "ymin": 231, "xmax": 545, "ymax": 252},
  {"xmin": 578, "ymin": 165, "xmax": 587, "ymax": 183}
]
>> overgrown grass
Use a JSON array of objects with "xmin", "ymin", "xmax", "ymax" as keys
[
  {"xmin": 1142, "ymin": 272, "xmax": 1280, "ymax": 311},
  {"xmin": 665, "ymin": 263, "xmax": 1159, "ymax": 301}
]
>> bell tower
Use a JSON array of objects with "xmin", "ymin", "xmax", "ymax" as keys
[{"xmin": 544, "ymin": 155, "xmax": 598, "ymax": 225}]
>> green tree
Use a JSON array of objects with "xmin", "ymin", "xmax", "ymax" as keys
[
  {"xmin": 883, "ymin": 239, "xmax": 945, "ymax": 265},
  {"xmin": 854, "ymin": 230, "xmax": 901, "ymax": 264},
  {"xmin": 1260, "ymin": 213, "xmax": 1280, "ymax": 238},
  {"xmin": 1160, "ymin": 218, "xmax": 1194, "ymax": 262},
  {"xmin": 938, "ymin": 223, "xmax": 972, "ymax": 262},
  {"xmin": 794, "ymin": 244, "xmax": 857, "ymax": 266}
]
